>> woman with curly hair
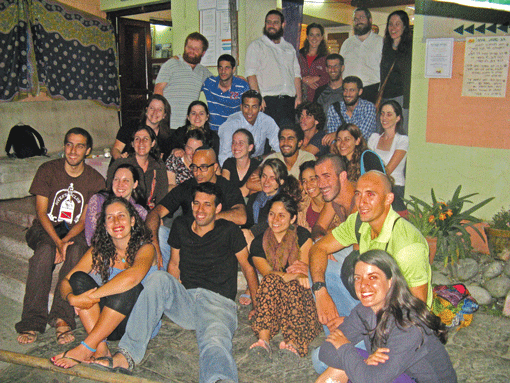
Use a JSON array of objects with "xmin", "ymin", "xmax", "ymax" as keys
[
  {"xmin": 315, "ymin": 250, "xmax": 456, "ymax": 383},
  {"xmin": 249, "ymin": 194, "xmax": 321, "ymax": 357},
  {"xmin": 51, "ymin": 197, "xmax": 157, "ymax": 369},
  {"xmin": 333, "ymin": 124, "xmax": 367, "ymax": 184}
]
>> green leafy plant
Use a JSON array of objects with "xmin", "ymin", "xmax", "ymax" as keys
[
  {"xmin": 489, "ymin": 207, "xmax": 510, "ymax": 231},
  {"xmin": 406, "ymin": 186, "xmax": 494, "ymax": 267}
]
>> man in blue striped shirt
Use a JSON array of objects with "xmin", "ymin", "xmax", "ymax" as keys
[{"xmin": 202, "ymin": 54, "xmax": 250, "ymax": 131}]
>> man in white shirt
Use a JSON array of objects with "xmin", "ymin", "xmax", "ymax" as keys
[
  {"xmin": 245, "ymin": 10, "xmax": 302, "ymax": 127},
  {"xmin": 218, "ymin": 90, "xmax": 280, "ymax": 165},
  {"xmin": 340, "ymin": 8, "xmax": 383, "ymax": 103}
]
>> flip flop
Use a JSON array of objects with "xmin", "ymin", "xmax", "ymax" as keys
[
  {"xmin": 17, "ymin": 331, "xmax": 37, "ymax": 344},
  {"xmin": 90, "ymin": 356, "xmax": 115, "ymax": 372},
  {"xmin": 56, "ymin": 325, "xmax": 75, "ymax": 345},
  {"xmin": 249, "ymin": 339, "xmax": 272, "ymax": 359},
  {"xmin": 51, "ymin": 350, "xmax": 83, "ymax": 369},
  {"xmin": 111, "ymin": 350, "xmax": 134, "ymax": 375},
  {"xmin": 239, "ymin": 293, "xmax": 251, "ymax": 306}
]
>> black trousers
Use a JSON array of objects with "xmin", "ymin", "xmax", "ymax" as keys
[
  {"xmin": 360, "ymin": 83, "xmax": 380, "ymax": 105},
  {"xmin": 263, "ymin": 95, "xmax": 296, "ymax": 128},
  {"xmin": 69, "ymin": 271, "xmax": 144, "ymax": 341}
]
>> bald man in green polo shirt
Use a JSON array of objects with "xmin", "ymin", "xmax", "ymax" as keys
[{"xmin": 310, "ymin": 170, "xmax": 431, "ymax": 330}]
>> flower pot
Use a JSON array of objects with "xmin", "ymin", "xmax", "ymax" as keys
[
  {"xmin": 426, "ymin": 236, "xmax": 437, "ymax": 264},
  {"xmin": 484, "ymin": 227, "xmax": 510, "ymax": 261}
]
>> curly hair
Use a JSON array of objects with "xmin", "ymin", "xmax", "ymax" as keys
[
  {"xmin": 296, "ymin": 102, "xmax": 326, "ymax": 131},
  {"xmin": 334, "ymin": 123, "xmax": 367, "ymax": 183},
  {"xmin": 262, "ymin": 158, "xmax": 302, "ymax": 204},
  {"xmin": 351, "ymin": 250, "xmax": 448, "ymax": 351},
  {"xmin": 91, "ymin": 197, "xmax": 153, "ymax": 284}
]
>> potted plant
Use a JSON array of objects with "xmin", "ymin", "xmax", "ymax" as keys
[
  {"xmin": 485, "ymin": 207, "xmax": 510, "ymax": 261},
  {"xmin": 406, "ymin": 186, "xmax": 494, "ymax": 275},
  {"xmin": 406, "ymin": 196, "xmax": 440, "ymax": 263}
]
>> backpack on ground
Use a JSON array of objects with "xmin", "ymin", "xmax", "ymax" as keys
[{"xmin": 5, "ymin": 124, "xmax": 47, "ymax": 158}]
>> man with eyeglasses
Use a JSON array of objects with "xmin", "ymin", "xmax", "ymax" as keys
[
  {"xmin": 339, "ymin": 7, "xmax": 383, "ymax": 103},
  {"xmin": 145, "ymin": 146, "xmax": 247, "ymax": 268},
  {"xmin": 314, "ymin": 53, "xmax": 345, "ymax": 124}
]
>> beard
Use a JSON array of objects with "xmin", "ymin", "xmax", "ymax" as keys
[
  {"xmin": 264, "ymin": 26, "xmax": 284, "ymax": 41},
  {"xmin": 354, "ymin": 23, "xmax": 372, "ymax": 36},
  {"xmin": 183, "ymin": 51, "xmax": 202, "ymax": 65},
  {"xmin": 344, "ymin": 96, "xmax": 359, "ymax": 107}
]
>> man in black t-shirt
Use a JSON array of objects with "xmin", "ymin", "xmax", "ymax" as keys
[
  {"xmin": 99, "ymin": 183, "xmax": 258, "ymax": 382},
  {"xmin": 146, "ymin": 146, "xmax": 247, "ymax": 268}
]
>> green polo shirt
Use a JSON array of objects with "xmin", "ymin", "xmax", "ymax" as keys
[{"xmin": 332, "ymin": 208, "xmax": 432, "ymax": 307}]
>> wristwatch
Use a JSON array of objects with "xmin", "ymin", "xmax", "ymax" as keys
[{"xmin": 311, "ymin": 281, "xmax": 327, "ymax": 294}]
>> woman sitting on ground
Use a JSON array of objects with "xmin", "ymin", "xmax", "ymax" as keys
[
  {"xmin": 297, "ymin": 161, "xmax": 341, "ymax": 231},
  {"xmin": 368, "ymin": 100, "xmax": 408, "ymax": 200},
  {"xmin": 333, "ymin": 123, "xmax": 367, "ymax": 184},
  {"xmin": 85, "ymin": 164, "xmax": 147, "ymax": 246},
  {"xmin": 107, "ymin": 125, "xmax": 168, "ymax": 210},
  {"xmin": 170, "ymin": 100, "xmax": 220, "ymax": 156},
  {"xmin": 221, "ymin": 128, "xmax": 262, "ymax": 197},
  {"xmin": 165, "ymin": 129, "xmax": 205, "ymax": 191},
  {"xmin": 111, "ymin": 94, "xmax": 172, "ymax": 161},
  {"xmin": 249, "ymin": 194, "xmax": 321, "ymax": 357},
  {"xmin": 297, "ymin": 102, "xmax": 329, "ymax": 157},
  {"xmin": 51, "ymin": 197, "xmax": 157, "ymax": 369},
  {"xmin": 315, "ymin": 250, "xmax": 456, "ymax": 383}
]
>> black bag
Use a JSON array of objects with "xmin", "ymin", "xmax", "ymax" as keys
[
  {"xmin": 340, "ymin": 215, "xmax": 401, "ymax": 299},
  {"xmin": 5, "ymin": 124, "xmax": 47, "ymax": 158}
]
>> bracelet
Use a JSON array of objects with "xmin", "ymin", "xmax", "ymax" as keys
[{"xmin": 65, "ymin": 292, "xmax": 73, "ymax": 301}]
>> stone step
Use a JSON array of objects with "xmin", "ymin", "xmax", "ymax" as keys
[
  {"xmin": 0, "ymin": 221, "xmax": 32, "ymax": 262},
  {"xmin": 0, "ymin": 196, "xmax": 36, "ymax": 228},
  {"xmin": 0, "ymin": 252, "xmax": 60, "ymax": 306}
]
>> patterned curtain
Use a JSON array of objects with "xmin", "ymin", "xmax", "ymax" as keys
[{"xmin": 0, "ymin": 0, "xmax": 120, "ymax": 108}]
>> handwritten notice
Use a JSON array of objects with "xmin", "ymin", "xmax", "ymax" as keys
[{"xmin": 462, "ymin": 36, "xmax": 510, "ymax": 98}]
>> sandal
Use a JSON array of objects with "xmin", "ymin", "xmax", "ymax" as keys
[
  {"xmin": 56, "ymin": 321, "xmax": 75, "ymax": 345},
  {"xmin": 91, "ymin": 356, "xmax": 115, "ymax": 372},
  {"xmin": 279, "ymin": 341, "xmax": 300, "ymax": 357},
  {"xmin": 51, "ymin": 350, "xmax": 83, "ymax": 369},
  {"xmin": 112, "ymin": 349, "xmax": 134, "ymax": 375},
  {"xmin": 17, "ymin": 331, "xmax": 37, "ymax": 345},
  {"xmin": 249, "ymin": 339, "xmax": 271, "ymax": 359}
]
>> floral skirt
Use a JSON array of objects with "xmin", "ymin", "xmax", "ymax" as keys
[{"xmin": 251, "ymin": 273, "xmax": 322, "ymax": 357}]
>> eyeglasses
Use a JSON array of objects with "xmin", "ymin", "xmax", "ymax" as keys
[{"xmin": 190, "ymin": 163, "xmax": 215, "ymax": 172}]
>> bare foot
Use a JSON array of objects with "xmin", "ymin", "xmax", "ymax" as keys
[
  {"xmin": 249, "ymin": 339, "xmax": 270, "ymax": 352},
  {"xmin": 55, "ymin": 320, "xmax": 75, "ymax": 345},
  {"xmin": 91, "ymin": 341, "xmax": 111, "ymax": 360},
  {"xmin": 279, "ymin": 341, "xmax": 299, "ymax": 356},
  {"xmin": 94, "ymin": 351, "xmax": 129, "ymax": 370},
  {"xmin": 17, "ymin": 331, "xmax": 37, "ymax": 344},
  {"xmin": 51, "ymin": 343, "xmax": 93, "ymax": 368}
]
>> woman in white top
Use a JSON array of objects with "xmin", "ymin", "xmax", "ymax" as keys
[{"xmin": 368, "ymin": 100, "xmax": 408, "ymax": 200}]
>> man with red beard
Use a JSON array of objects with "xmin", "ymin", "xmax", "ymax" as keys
[
  {"xmin": 340, "ymin": 7, "xmax": 383, "ymax": 103},
  {"xmin": 245, "ymin": 10, "xmax": 302, "ymax": 128},
  {"xmin": 155, "ymin": 32, "xmax": 212, "ymax": 129}
]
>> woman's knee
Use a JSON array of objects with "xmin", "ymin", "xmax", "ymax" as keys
[
  {"xmin": 104, "ymin": 283, "xmax": 144, "ymax": 315},
  {"xmin": 69, "ymin": 271, "xmax": 98, "ymax": 295}
]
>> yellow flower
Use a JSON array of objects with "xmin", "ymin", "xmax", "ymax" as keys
[
  {"xmin": 428, "ymin": 215, "xmax": 435, "ymax": 223},
  {"xmin": 439, "ymin": 213, "xmax": 447, "ymax": 220},
  {"xmin": 446, "ymin": 209, "xmax": 453, "ymax": 217}
]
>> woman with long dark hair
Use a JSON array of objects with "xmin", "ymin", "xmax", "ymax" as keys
[
  {"xmin": 249, "ymin": 194, "xmax": 321, "ymax": 357},
  {"xmin": 51, "ymin": 197, "xmax": 157, "ymax": 369},
  {"xmin": 170, "ymin": 100, "xmax": 220, "ymax": 156},
  {"xmin": 86, "ymin": 164, "xmax": 147, "ymax": 245},
  {"xmin": 333, "ymin": 124, "xmax": 367, "ymax": 184},
  {"xmin": 111, "ymin": 94, "xmax": 172, "ymax": 160},
  {"xmin": 380, "ymin": 10, "xmax": 412, "ymax": 134},
  {"xmin": 368, "ymin": 100, "xmax": 408, "ymax": 200},
  {"xmin": 298, "ymin": 23, "xmax": 329, "ymax": 102},
  {"xmin": 107, "ymin": 125, "xmax": 168, "ymax": 211},
  {"xmin": 315, "ymin": 250, "xmax": 456, "ymax": 383}
]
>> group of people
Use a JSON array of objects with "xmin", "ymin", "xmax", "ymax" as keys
[{"xmin": 13, "ymin": 7, "xmax": 457, "ymax": 383}]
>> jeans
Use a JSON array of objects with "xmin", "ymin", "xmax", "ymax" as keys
[
  {"xmin": 119, "ymin": 271, "xmax": 239, "ymax": 383},
  {"xmin": 312, "ymin": 246, "xmax": 363, "ymax": 374},
  {"xmin": 158, "ymin": 225, "xmax": 171, "ymax": 271}
]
